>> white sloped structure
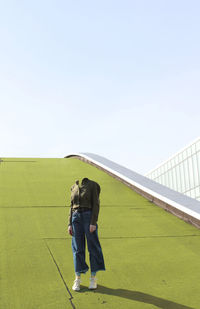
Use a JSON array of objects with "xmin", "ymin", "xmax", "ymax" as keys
[
  {"xmin": 65, "ymin": 152, "xmax": 200, "ymax": 229},
  {"xmin": 146, "ymin": 137, "xmax": 200, "ymax": 201}
]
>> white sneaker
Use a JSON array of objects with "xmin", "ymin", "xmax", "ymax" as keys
[
  {"xmin": 72, "ymin": 278, "xmax": 81, "ymax": 291},
  {"xmin": 89, "ymin": 277, "xmax": 97, "ymax": 289}
]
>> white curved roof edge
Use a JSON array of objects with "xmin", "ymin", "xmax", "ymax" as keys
[
  {"xmin": 146, "ymin": 136, "xmax": 200, "ymax": 176},
  {"xmin": 65, "ymin": 152, "xmax": 200, "ymax": 222}
]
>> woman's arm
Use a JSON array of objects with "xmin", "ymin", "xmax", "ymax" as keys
[{"xmin": 90, "ymin": 182, "xmax": 100, "ymax": 226}]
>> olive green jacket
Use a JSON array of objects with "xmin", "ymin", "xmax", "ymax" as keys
[{"xmin": 68, "ymin": 178, "xmax": 100, "ymax": 226}]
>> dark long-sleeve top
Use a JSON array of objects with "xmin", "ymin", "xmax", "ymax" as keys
[{"xmin": 68, "ymin": 178, "xmax": 100, "ymax": 226}]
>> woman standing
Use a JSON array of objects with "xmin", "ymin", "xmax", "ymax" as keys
[{"xmin": 68, "ymin": 177, "xmax": 105, "ymax": 291}]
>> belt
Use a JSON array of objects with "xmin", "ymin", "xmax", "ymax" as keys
[{"xmin": 72, "ymin": 207, "xmax": 91, "ymax": 213}]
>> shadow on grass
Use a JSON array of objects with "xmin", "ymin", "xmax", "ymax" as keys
[{"xmin": 79, "ymin": 285, "xmax": 195, "ymax": 309}]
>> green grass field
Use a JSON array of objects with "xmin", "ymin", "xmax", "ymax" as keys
[{"xmin": 1, "ymin": 157, "xmax": 200, "ymax": 309}]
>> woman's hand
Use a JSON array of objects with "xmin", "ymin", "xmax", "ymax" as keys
[
  {"xmin": 90, "ymin": 225, "xmax": 96, "ymax": 233},
  {"xmin": 68, "ymin": 225, "xmax": 73, "ymax": 236}
]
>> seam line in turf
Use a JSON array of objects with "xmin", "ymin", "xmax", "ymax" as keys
[
  {"xmin": 0, "ymin": 160, "xmax": 37, "ymax": 162},
  {"xmin": 43, "ymin": 234, "xmax": 200, "ymax": 240},
  {"xmin": 0, "ymin": 206, "xmax": 67, "ymax": 208},
  {"xmin": 44, "ymin": 240, "xmax": 76, "ymax": 309},
  {"xmin": 0, "ymin": 205, "xmax": 149, "ymax": 208}
]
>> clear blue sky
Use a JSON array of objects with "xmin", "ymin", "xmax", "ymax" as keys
[{"xmin": 0, "ymin": 0, "xmax": 200, "ymax": 174}]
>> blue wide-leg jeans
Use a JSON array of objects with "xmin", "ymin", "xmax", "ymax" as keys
[{"xmin": 71, "ymin": 210, "xmax": 105, "ymax": 274}]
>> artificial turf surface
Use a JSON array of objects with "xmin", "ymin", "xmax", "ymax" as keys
[{"xmin": 0, "ymin": 157, "xmax": 200, "ymax": 309}]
